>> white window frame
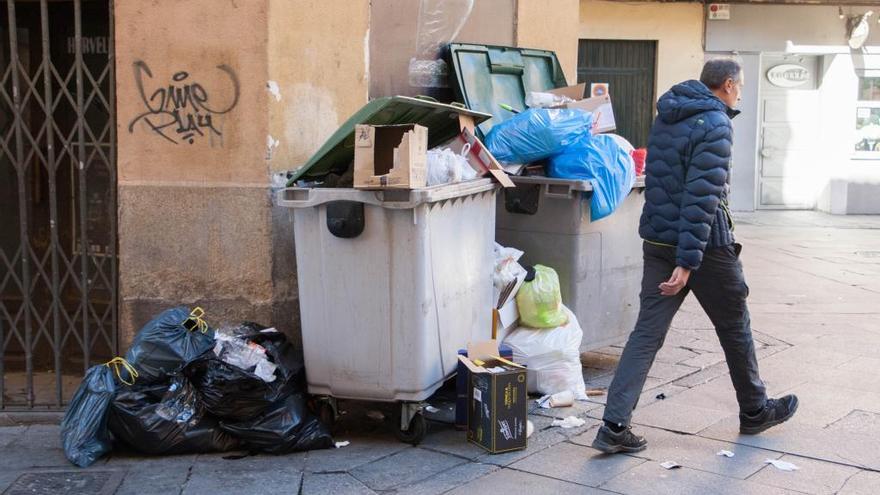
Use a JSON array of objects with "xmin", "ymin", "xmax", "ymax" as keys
[{"xmin": 855, "ymin": 72, "xmax": 880, "ymax": 160}]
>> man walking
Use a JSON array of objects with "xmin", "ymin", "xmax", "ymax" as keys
[{"xmin": 592, "ymin": 59, "xmax": 798, "ymax": 454}]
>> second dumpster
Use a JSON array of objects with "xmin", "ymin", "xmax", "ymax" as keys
[{"xmin": 447, "ymin": 43, "xmax": 646, "ymax": 351}]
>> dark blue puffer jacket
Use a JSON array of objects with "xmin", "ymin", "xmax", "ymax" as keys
[{"xmin": 639, "ymin": 80, "xmax": 737, "ymax": 270}]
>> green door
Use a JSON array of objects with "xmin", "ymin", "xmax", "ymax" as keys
[{"xmin": 577, "ymin": 40, "xmax": 657, "ymax": 148}]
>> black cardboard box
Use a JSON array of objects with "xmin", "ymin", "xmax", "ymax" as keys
[{"xmin": 459, "ymin": 353, "xmax": 527, "ymax": 454}]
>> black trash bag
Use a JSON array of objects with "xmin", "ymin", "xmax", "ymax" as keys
[
  {"xmin": 185, "ymin": 327, "xmax": 305, "ymax": 421},
  {"xmin": 220, "ymin": 394, "xmax": 334, "ymax": 454},
  {"xmin": 61, "ymin": 363, "xmax": 118, "ymax": 467},
  {"xmin": 125, "ymin": 306, "xmax": 215, "ymax": 384},
  {"xmin": 108, "ymin": 376, "xmax": 240, "ymax": 455}
]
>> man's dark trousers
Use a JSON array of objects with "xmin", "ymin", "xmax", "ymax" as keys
[{"xmin": 603, "ymin": 241, "xmax": 768, "ymax": 426}]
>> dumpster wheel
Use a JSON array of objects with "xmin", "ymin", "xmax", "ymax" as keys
[
  {"xmin": 395, "ymin": 412, "xmax": 427, "ymax": 445},
  {"xmin": 395, "ymin": 403, "xmax": 427, "ymax": 445}
]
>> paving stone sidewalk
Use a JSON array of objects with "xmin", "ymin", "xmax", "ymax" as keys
[{"xmin": 2, "ymin": 211, "xmax": 879, "ymax": 494}]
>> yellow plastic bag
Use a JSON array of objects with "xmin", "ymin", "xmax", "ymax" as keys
[{"xmin": 516, "ymin": 265, "xmax": 568, "ymax": 329}]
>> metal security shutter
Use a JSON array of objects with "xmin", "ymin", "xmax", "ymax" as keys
[
  {"xmin": 0, "ymin": 0, "xmax": 116, "ymax": 410},
  {"xmin": 577, "ymin": 39, "xmax": 657, "ymax": 148}
]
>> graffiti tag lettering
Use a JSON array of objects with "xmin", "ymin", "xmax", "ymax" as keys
[{"xmin": 128, "ymin": 60, "xmax": 240, "ymax": 145}]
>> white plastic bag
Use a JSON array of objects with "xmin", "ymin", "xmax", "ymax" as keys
[
  {"xmin": 606, "ymin": 133, "xmax": 635, "ymax": 154},
  {"xmin": 502, "ymin": 306, "xmax": 586, "ymax": 399},
  {"xmin": 525, "ymin": 91, "xmax": 574, "ymax": 109},
  {"xmin": 409, "ymin": 0, "xmax": 475, "ymax": 88},
  {"xmin": 426, "ymin": 145, "xmax": 477, "ymax": 186},
  {"xmin": 212, "ymin": 333, "xmax": 278, "ymax": 383},
  {"xmin": 493, "ymin": 242, "xmax": 526, "ymax": 293}
]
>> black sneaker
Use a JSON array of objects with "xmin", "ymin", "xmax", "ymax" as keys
[
  {"xmin": 591, "ymin": 424, "xmax": 647, "ymax": 454},
  {"xmin": 739, "ymin": 395, "xmax": 799, "ymax": 434}
]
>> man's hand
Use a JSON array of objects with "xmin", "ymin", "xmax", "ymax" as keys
[{"xmin": 659, "ymin": 266, "xmax": 691, "ymax": 296}]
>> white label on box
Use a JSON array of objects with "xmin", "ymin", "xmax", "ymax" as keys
[
  {"xmin": 708, "ymin": 4, "xmax": 730, "ymax": 20},
  {"xmin": 473, "ymin": 388, "xmax": 482, "ymax": 402}
]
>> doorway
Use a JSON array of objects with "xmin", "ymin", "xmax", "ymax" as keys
[
  {"xmin": 0, "ymin": 0, "xmax": 117, "ymax": 410},
  {"xmin": 758, "ymin": 54, "xmax": 822, "ymax": 209},
  {"xmin": 577, "ymin": 39, "xmax": 657, "ymax": 148}
]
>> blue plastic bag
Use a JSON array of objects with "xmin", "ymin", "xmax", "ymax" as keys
[
  {"xmin": 547, "ymin": 134, "xmax": 635, "ymax": 221},
  {"xmin": 485, "ymin": 108, "xmax": 593, "ymax": 164},
  {"xmin": 125, "ymin": 307, "xmax": 215, "ymax": 385},
  {"xmin": 61, "ymin": 358, "xmax": 135, "ymax": 467},
  {"xmin": 61, "ymin": 365, "xmax": 115, "ymax": 467}
]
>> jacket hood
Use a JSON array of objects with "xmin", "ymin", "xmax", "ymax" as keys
[{"xmin": 657, "ymin": 80, "xmax": 738, "ymax": 124}]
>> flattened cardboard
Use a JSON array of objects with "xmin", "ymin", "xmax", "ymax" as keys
[
  {"xmin": 354, "ymin": 124, "xmax": 428, "ymax": 189},
  {"xmin": 547, "ymin": 83, "xmax": 586, "ymax": 101},
  {"xmin": 547, "ymin": 84, "xmax": 617, "ymax": 133},
  {"xmin": 493, "ymin": 298, "xmax": 519, "ymax": 342},
  {"xmin": 448, "ymin": 123, "xmax": 515, "ymax": 188},
  {"xmin": 467, "ymin": 340, "xmax": 500, "ymax": 362},
  {"xmin": 567, "ymin": 94, "xmax": 616, "ymax": 133}
]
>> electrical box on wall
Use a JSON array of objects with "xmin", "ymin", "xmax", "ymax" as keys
[{"xmin": 708, "ymin": 4, "xmax": 730, "ymax": 21}]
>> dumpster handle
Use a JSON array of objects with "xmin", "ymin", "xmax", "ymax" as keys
[
  {"xmin": 543, "ymin": 183, "xmax": 576, "ymax": 200},
  {"xmin": 277, "ymin": 188, "xmax": 420, "ymax": 209},
  {"xmin": 276, "ymin": 180, "xmax": 497, "ymax": 210}
]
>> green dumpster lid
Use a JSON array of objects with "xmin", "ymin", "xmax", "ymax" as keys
[
  {"xmin": 288, "ymin": 96, "xmax": 493, "ymax": 184},
  {"xmin": 446, "ymin": 43, "xmax": 569, "ymax": 139}
]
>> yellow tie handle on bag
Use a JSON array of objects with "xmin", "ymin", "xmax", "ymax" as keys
[
  {"xmin": 105, "ymin": 357, "xmax": 139, "ymax": 386},
  {"xmin": 182, "ymin": 306, "xmax": 209, "ymax": 333}
]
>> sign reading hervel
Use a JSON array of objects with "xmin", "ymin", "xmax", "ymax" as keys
[{"xmin": 767, "ymin": 64, "xmax": 810, "ymax": 88}]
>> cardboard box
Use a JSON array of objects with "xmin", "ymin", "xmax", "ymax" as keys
[
  {"xmin": 451, "ymin": 116, "xmax": 515, "ymax": 188},
  {"xmin": 354, "ymin": 124, "xmax": 427, "ymax": 189},
  {"xmin": 547, "ymin": 83, "xmax": 617, "ymax": 134},
  {"xmin": 460, "ymin": 340, "xmax": 528, "ymax": 453},
  {"xmin": 456, "ymin": 342, "xmax": 514, "ymax": 430}
]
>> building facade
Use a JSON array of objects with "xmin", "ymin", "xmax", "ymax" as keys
[
  {"xmin": 705, "ymin": 4, "xmax": 880, "ymax": 213},
  {"xmin": 0, "ymin": 0, "xmax": 580, "ymax": 409},
  {"xmin": 3, "ymin": 0, "xmax": 876, "ymax": 410}
]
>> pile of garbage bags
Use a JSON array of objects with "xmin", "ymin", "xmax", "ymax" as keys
[
  {"xmin": 492, "ymin": 249, "xmax": 588, "ymax": 401},
  {"xmin": 486, "ymin": 107, "xmax": 635, "ymax": 221},
  {"xmin": 61, "ymin": 307, "xmax": 333, "ymax": 468}
]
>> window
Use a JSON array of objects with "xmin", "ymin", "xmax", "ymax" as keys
[{"xmin": 855, "ymin": 75, "xmax": 880, "ymax": 157}]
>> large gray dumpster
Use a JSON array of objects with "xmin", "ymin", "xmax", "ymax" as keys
[{"xmin": 495, "ymin": 176, "xmax": 645, "ymax": 351}]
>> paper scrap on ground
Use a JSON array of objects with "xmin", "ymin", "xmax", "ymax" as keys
[
  {"xmin": 586, "ymin": 388, "xmax": 606, "ymax": 397},
  {"xmin": 366, "ymin": 410, "xmax": 384, "ymax": 421},
  {"xmin": 526, "ymin": 420, "xmax": 535, "ymax": 438},
  {"xmin": 551, "ymin": 416, "xmax": 586, "ymax": 429},
  {"xmin": 660, "ymin": 461, "xmax": 682, "ymax": 470},
  {"xmin": 425, "ymin": 405, "xmax": 440, "ymax": 413},
  {"xmin": 335, "ymin": 441, "xmax": 350, "ymax": 449},
  {"xmin": 717, "ymin": 450, "xmax": 735, "ymax": 458},
  {"xmin": 765, "ymin": 459, "xmax": 799, "ymax": 471},
  {"xmin": 536, "ymin": 395, "xmax": 552, "ymax": 409}
]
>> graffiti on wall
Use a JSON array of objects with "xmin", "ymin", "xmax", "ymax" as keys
[{"xmin": 128, "ymin": 60, "xmax": 240, "ymax": 145}]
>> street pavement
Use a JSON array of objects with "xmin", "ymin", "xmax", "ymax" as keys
[{"xmin": 1, "ymin": 211, "xmax": 879, "ymax": 494}]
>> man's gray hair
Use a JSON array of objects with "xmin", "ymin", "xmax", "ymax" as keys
[{"xmin": 700, "ymin": 59, "xmax": 742, "ymax": 89}]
